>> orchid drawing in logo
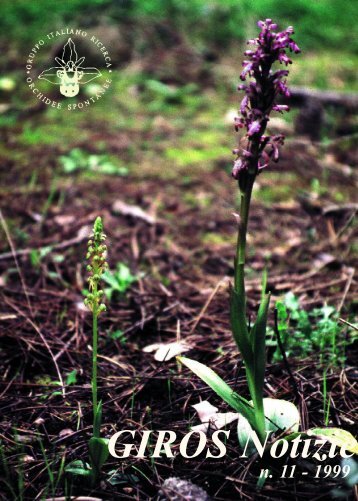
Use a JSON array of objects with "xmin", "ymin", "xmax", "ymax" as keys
[{"xmin": 38, "ymin": 38, "xmax": 101, "ymax": 97}]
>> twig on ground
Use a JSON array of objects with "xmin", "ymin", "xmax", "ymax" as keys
[
  {"xmin": 337, "ymin": 267, "xmax": 355, "ymax": 314},
  {"xmin": 338, "ymin": 317, "xmax": 358, "ymax": 331},
  {"xmin": 273, "ymin": 308, "xmax": 300, "ymax": 403},
  {"xmin": 0, "ymin": 225, "xmax": 91, "ymax": 261},
  {"xmin": 3, "ymin": 297, "xmax": 65, "ymax": 397},
  {"xmin": 189, "ymin": 277, "xmax": 228, "ymax": 335},
  {"xmin": 0, "ymin": 209, "xmax": 33, "ymax": 316}
]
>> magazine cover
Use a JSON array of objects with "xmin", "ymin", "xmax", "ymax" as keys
[{"xmin": 0, "ymin": 1, "xmax": 357, "ymax": 499}]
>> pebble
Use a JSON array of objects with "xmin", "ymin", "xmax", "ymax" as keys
[{"xmin": 158, "ymin": 477, "xmax": 211, "ymax": 501}]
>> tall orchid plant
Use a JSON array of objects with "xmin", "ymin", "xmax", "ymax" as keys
[
  {"xmin": 230, "ymin": 19, "xmax": 300, "ymax": 441},
  {"xmin": 179, "ymin": 19, "xmax": 301, "ymax": 444},
  {"xmin": 179, "ymin": 21, "xmax": 358, "ymax": 458}
]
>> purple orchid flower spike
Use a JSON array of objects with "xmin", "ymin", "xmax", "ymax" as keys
[{"xmin": 232, "ymin": 19, "xmax": 300, "ymax": 191}]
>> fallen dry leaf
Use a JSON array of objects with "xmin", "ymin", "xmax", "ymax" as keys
[
  {"xmin": 54, "ymin": 214, "xmax": 76, "ymax": 226},
  {"xmin": 58, "ymin": 428, "xmax": 74, "ymax": 439},
  {"xmin": 112, "ymin": 200, "xmax": 156, "ymax": 225},
  {"xmin": 143, "ymin": 341, "xmax": 191, "ymax": 361},
  {"xmin": 191, "ymin": 400, "xmax": 240, "ymax": 433},
  {"xmin": 192, "ymin": 400, "xmax": 218, "ymax": 421}
]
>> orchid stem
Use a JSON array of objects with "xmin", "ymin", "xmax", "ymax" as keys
[
  {"xmin": 92, "ymin": 302, "xmax": 98, "ymax": 432},
  {"xmin": 234, "ymin": 176, "xmax": 255, "ymax": 304}
]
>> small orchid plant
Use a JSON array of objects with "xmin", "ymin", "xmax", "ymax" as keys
[
  {"xmin": 66, "ymin": 217, "xmax": 109, "ymax": 483},
  {"xmin": 84, "ymin": 217, "xmax": 108, "ymax": 438},
  {"xmin": 179, "ymin": 19, "xmax": 358, "ymax": 458}
]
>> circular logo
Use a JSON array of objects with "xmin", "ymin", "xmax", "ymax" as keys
[{"xmin": 26, "ymin": 28, "xmax": 113, "ymax": 111}]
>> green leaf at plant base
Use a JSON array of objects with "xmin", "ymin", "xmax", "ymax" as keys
[
  {"xmin": 237, "ymin": 398, "xmax": 300, "ymax": 454},
  {"xmin": 178, "ymin": 357, "xmax": 256, "ymax": 426},
  {"xmin": 230, "ymin": 287, "xmax": 253, "ymax": 366},
  {"xmin": 260, "ymin": 268, "xmax": 268, "ymax": 303},
  {"xmin": 65, "ymin": 459, "xmax": 91, "ymax": 477},
  {"xmin": 251, "ymin": 292, "xmax": 270, "ymax": 426},
  {"xmin": 308, "ymin": 428, "xmax": 358, "ymax": 455},
  {"xmin": 89, "ymin": 437, "xmax": 110, "ymax": 472}
]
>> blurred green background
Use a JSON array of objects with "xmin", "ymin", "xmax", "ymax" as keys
[
  {"xmin": 2, "ymin": 0, "xmax": 358, "ymax": 54},
  {"xmin": 1, "ymin": 0, "xmax": 357, "ymax": 86},
  {"xmin": 0, "ymin": 0, "xmax": 356, "ymax": 191}
]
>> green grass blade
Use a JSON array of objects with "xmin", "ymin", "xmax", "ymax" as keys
[{"xmin": 93, "ymin": 401, "xmax": 103, "ymax": 439}]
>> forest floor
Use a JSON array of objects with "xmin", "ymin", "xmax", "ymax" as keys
[{"xmin": 0, "ymin": 64, "xmax": 357, "ymax": 500}]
